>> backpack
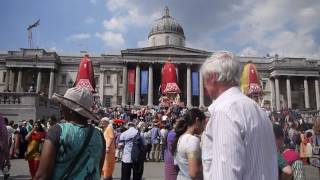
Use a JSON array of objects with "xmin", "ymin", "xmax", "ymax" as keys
[{"xmin": 131, "ymin": 131, "xmax": 146, "ymax": 163}]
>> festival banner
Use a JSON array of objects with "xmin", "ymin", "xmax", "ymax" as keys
[
  {"xmin": 192, "ymin": 71, "xmax": 199, "ymax": 96},
  {"xmin": 141, "ymin": 70, "xmax": 148, "ymax": 95},
  {"xmin": 128, "ymin": 69, "xmax": 135, "ymax": 93}
]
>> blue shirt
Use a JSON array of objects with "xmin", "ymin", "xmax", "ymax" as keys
[{"xmin": 150, "ymin": 127, "xmax": 160, "ymax": 144}]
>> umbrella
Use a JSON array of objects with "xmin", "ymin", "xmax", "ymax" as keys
[
  {"xmin": 74, "ymin": 54, "xmax": 96, "ymax": 92},
  {"xmin": 113, "ymin": 119, "xmax": 127, "ymax": 124},
  {"xmin": 240, "ymin": 63, "xmax": 262, "ymax": 97}
]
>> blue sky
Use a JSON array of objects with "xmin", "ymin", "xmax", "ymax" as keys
[{"xmin": 1, "ymin": 0, "xmax": 320, "ymax": 58}]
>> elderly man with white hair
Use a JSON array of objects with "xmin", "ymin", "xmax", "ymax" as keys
[{"xmin": 201, "ymin": 52, "xmax": 278, "ymax": 180}]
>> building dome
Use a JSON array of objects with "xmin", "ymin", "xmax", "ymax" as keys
[{"xmin": 148, "ymin": 7, "xmax": 185, "ymax": 47}]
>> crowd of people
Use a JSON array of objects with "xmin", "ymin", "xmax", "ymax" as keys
[{"xmin": 0, "ymin": 52, "xmax": 319, "ymax": 180}]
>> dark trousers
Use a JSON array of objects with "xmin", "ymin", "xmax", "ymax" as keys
[{"xmin": 121, "ymin": 162, "xmax": 144, "ymax": 180}]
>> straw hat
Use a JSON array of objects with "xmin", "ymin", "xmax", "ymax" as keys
[{"xmin": 52, "ymin": 87, "xmax": 98, "ymax": 120}]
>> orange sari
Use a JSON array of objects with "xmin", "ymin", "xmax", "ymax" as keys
[{"xmin": 102, "ymin": 124, "xmax": 116, "ymax": 178}]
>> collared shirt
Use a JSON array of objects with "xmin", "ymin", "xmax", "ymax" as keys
[
  {"xmin": 202, "ymin": 87, "xmax": 278, "ymax": 180},
  {"xmin": 119, "ymin": 127, "xmax": 138, "ymax": 163},
  {"xmin": 150, "ymin": 127, "xmax": 160, "ymax": 144}
]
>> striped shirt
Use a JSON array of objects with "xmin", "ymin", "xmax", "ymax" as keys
[{"xmin": 202, "ymin": 87, "xmax": 278, "ymax": 180}]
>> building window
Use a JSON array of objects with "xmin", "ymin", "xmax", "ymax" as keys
[
  {"xmin": 262, "ymin": 81, "xmax": 267, "ymax": 90},
  {"xmin": 119, "ymin": 75, "xmax": 123, "ymax": 84},
  {"xmin": 117, "ymin": 96, "xmax": 122, "ymax": 105},
  {"xmin": 2, "ymin": 72, "xmax": 6, "ymax": 83},
  {"xmin": 105, "ymin": 95, "xmax": 112, "ymax": 107},
  {"xmin": 106, "ymin": 75, "xmax": 111, "ymax": 84},
  {"xmin": 60, "ymin": 74, "xmax": 67, "ymax": 85},
  {"xmin": 165, "ymin": 36, "xmax": 169, "ymax": 45},
  {"xmin": 95, "ymin": 76, "xmax": 99, "ymax": 85}
]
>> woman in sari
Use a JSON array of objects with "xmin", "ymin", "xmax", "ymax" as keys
[
  {"xmin": 25, "ymin": 121, "xmax": 46, "ymax": 179},
  {"xmin": 101, "ymin": 117, "xmax": 116, "ymax": 180},
  {"xmin": 164, "ymin": 117, "xmax": 179, "ymax": 180}
]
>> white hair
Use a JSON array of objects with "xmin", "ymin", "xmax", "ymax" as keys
[{"xmin": 201, "ymin": 51, "xmax": 240, "ymax": 85}]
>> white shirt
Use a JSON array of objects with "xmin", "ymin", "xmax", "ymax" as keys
[
  {"xmin": 119, "ymin": 127, "xmax": 138, "ymax": 163},
  {"xmin": 175, "ymin": 134, "xmax": 200, "ymax": 180},
  {"xmin": 202, "ymin": 87, "xmax": 278, "ymax": 180}
]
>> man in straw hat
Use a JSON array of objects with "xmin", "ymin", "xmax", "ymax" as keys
[{"xmin": 35, "ymin": 87, "xmax": 105, "ymax": 180}]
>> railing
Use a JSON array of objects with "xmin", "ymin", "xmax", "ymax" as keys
[{"xmin": 0, "ymin": 92, "xmax": 38, "ymax": 104}]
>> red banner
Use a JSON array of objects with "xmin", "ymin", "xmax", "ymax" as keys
[{"xmin": 128, "ymin": 69, "xmax": 135, "ymax": 93}]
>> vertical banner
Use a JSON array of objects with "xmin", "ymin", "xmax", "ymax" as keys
[
  {"xmin": 128, "ymin": 69, "xmax": 135, "ymax": 93},
  {"xmin": 192, "ymin": 71, "xmax": 199, "ymax": 96},
  {"xmin": 141, "ymin": 70, "xmax": 148, "ymax": 95}
]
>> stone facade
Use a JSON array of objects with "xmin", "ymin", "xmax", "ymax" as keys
[{"xmin": 0, "ymin": 7, "xmax": 320, "ymax": 121}]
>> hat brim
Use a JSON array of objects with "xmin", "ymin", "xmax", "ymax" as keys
[{"xmin": 52, "ymin": 93, "xmax": 99, "ymax": 121}]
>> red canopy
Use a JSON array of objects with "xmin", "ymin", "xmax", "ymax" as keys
[
  {"xmin": 74, "ymin": 54, "xmax": 96, "ymax": 92},
  {"xmin": 161, "ymin": 58, "xmax": 179, "ymax": 94}
]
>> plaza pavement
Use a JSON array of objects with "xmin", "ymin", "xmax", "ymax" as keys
[{"xmin": 1, "ymin": 159, "xmax": 319, "ymax": 180}]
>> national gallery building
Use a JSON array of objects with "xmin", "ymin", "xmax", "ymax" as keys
[{"xmin": 1, "ymin": 7, "xmax": 320, "ymax": 120}]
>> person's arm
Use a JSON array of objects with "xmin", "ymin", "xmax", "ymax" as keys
[
  {"xmin": 25, "ymin": 128, "xmax": 35, "ymax": 141},
  {"xmin": 278, "ymin": 153, "xmax": 293, "ymax": 180},
  {"xmin": 209, "ymin": 111, "xmax": 246, "ymax": 179},
  {"xmin": 34, "ymin": 139, "xmax": 56, "ymax": 180},
  {"xmin": 100, "ymin": 131, "xmax": 106, "ymax": 172},
  {"xmin": 186, "ymin": 136, "xmax": 202, "ymax": 179},
  {"xmin": 281, "ymin": 165, "xmax": 293, "ymax": 180}
]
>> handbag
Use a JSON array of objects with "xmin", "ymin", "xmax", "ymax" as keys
[{"xmin": 61, "ymin": 126, "xmax": 94, "ymax": 180}]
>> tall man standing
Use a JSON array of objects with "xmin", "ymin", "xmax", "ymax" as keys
[{"xmin": 201, "ymin": 52, "xmax": 278, "ymax": 180}]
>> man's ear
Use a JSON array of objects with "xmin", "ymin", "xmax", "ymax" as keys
[{"xmin": 207, "ymin": 72, "xmax": 216, "ymax": 84}]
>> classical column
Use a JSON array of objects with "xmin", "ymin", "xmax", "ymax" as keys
[
  {"xmin": 16, "ymin": 70, "xmax": 22, "ymax": 92},
  {"xmin": 134, "ymin": 64, "xmax": 141, "ymax": 106},
  {"xmin": 269, "ymin": 78, "xmax": 276, "ymax": 111},
  {"xmin": 147, "ymin": 64, "xmax": 153, "ymax": 107},
  {"xmin": 99, "ymin": 70, "xmax": 105, "ymax": 105},
  {"xmin": 121, "ymin": 66, "xmax": 128, "ymax": 106},
  {"xmin": 199, "ymin": 69, "xmax": 204, "ymax": 108},
  {"xmin": 315, "ymin": 78, "xmax": 320, "ymax": 110},
  {"xmin": 286, "ymin": 77, "xmax": 292, "ymax": 109},
  {"xmin": 304, "ymin": 78, "xmax": 310, "ymax": 109},
  {"xmin": 275, "ymin": 77, "xmax": 280, "ymax": 111},
  {"xmin": 9, "ymin": 70, "xmax": 15, "ymax": 91},
  {"xmin": 187, "ymin": 65, "xmax": 192, "ymax": 108},
  {"xmin": 5, "ymin": 69, "xmax": 10, "ymax": 90},
  {"xmin": 48, "ymin": 70, "xmax": 55, "ymax": 99},
  {"xmin": 175, "ymin": 66, "xmax": 179, "ymax": 81},
  {"xmin": 36, "ymin": 71, "xmax": 42, "ymax": 93}
]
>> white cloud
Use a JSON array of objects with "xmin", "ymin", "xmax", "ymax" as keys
[
  {"xmin": 239, "ymin": 47, "xmax": 259, "ymax": 56},
  {"xmin": 95, "ymin": 31, "xmax": 125, "ymax": 48},
  {"xmin": 89, "ymin": 0, "xmax": 97, "ymax": 5},
  {"xmin": 232, "ymin": 0, "xmax": 320, "ymax": 57},
  {"xmin": 102, "ymin": 0, "xmax": 161, "ymax": 32},
  {"xmin": 137, "ymin": 39, "xmax": 149, "ymax": 48},
  {"xmin": 67, "ymin": 33, "xmax": 91, "ymax": 41},
  {"xmin": 84, "ymin": 16, "xmax": 95, "ymax": 24}
]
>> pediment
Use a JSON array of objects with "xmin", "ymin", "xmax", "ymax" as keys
[{"xmin": 121, "ymin": 45, "xmax": 211, "ymax": 57}]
